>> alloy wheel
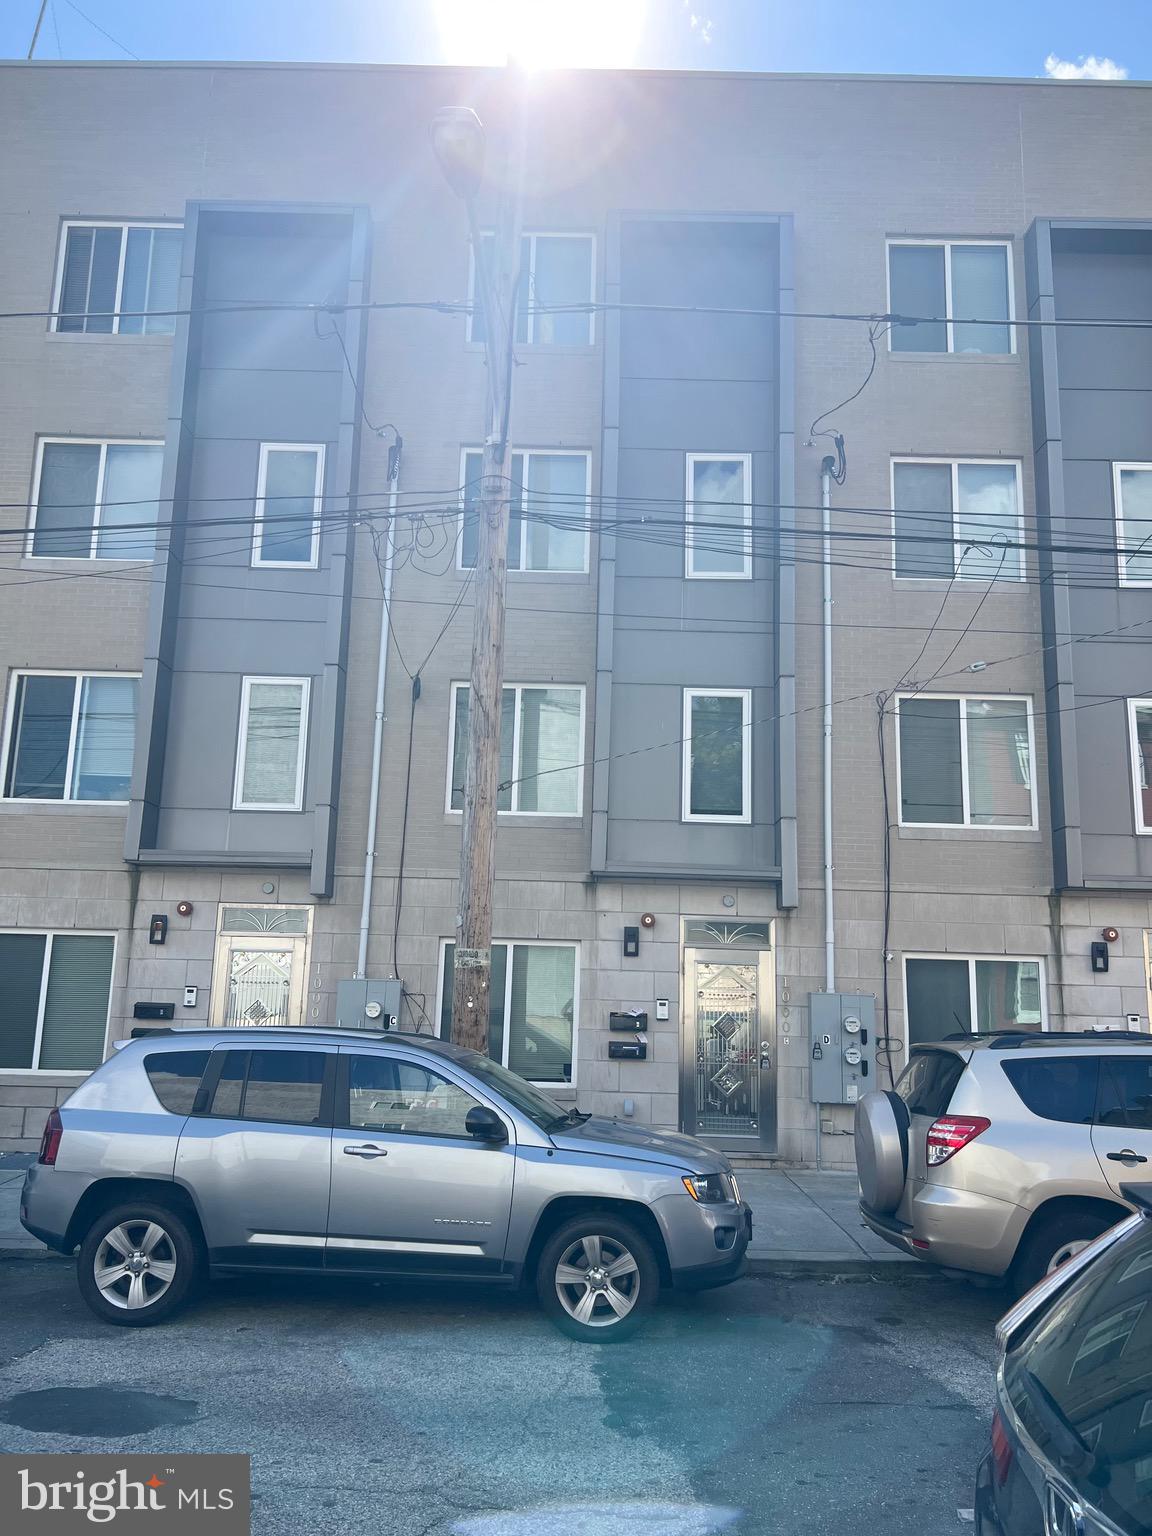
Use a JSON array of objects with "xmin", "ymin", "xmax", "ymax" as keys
[
  {"xmin": 1046, "ymin": 1239, "xmax": 1091, "ymax": 1276},
  {"xmin": 94, "ymin": 1219, "xmax": 179, "ymax": 1311},
  {"xmin": 554, "ymin": 1233, "xmax": 641, "ymax": 1328}
]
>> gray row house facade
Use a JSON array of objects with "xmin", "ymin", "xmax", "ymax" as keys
[{"xmin": 1, "ymin": 61, "xmax": 1151, "ymax": 1163}]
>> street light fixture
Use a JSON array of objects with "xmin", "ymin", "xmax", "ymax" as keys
[{"xmin": 430, "ymin": 106, "xmax": 486, "ymax": 202}]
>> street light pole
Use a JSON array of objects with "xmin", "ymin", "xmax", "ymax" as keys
[{"xmin": 432, "ymin": 92, "xmax": 526, "ymax": 1055}]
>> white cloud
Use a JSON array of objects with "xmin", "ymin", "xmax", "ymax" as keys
[{"xmin": 1043, "ymin": 52, "xmax": 1128, "ymax": 81}]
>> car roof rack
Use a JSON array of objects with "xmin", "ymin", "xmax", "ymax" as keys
[
  {"xmin": 987, "ymin": 1029, "xmax": 1152, "ymax": 1050},
  {"xmin": 127, "ymin": 1025, "xmax": 433, "ymax": 1043}
]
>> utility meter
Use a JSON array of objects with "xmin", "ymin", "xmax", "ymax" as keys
[
  {"xmin": 808, "ymin": 993, "xmax": 877, "ymax": 1104},
  {"xmin": 364, "ymin": 1001, "xmax": 384, "ymax": 1021}
]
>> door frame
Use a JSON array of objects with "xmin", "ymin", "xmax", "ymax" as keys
[
  {"xmin": 680, "ymin": 927, "xmax": 777, "ymax": 1152},
  {"xmin": 210, "ymin": 905, "xmax": 313, "ymax": 1029}
]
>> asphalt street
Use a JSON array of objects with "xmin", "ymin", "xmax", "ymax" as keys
[{"xmin": 0, "ymin": 1260, "xmax": 1003, "ymax": 1536}]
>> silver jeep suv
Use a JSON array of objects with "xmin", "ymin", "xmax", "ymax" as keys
[
  {"xmin": 855, "ymin": 1031, "xmax": 1152, "ymax": 1296},
  {"xmin": 20, "ymin": 1027, "xmax": 751, "ymax": 1341}
]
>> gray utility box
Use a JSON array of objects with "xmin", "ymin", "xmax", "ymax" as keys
[
  {"xmin": 335, "ymin": 978, "xmax": 404, "ymax": 1031},
  {"xmin": 808, "ymin": 993, "xmax": 877, "ymax": 1105}
]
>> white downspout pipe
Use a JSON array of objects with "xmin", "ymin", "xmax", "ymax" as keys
[
  {"xmin": 355, "ymin": 439, "xmax": 402, "ymax": 979},
  {"xmin": 821, "ymin": 459, "xmax": 835, "ymax": 995}
]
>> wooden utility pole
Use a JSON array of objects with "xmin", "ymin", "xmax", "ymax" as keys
[{"xmin": 450, "ymin": 87, "xmax": 526, "ymax": 1055}]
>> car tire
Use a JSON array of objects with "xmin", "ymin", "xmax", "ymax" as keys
[
  {"xmin": 77, "ymin": 1202, "xmax": 202, "ymax": 1327},
  {"xmin": 1009, "ymin": 1209, "xmax": 1116, "ymax": 1300},
  {"xmin": 537, "ymin": 1215, "xmax": 660, "ymax": 1343}
]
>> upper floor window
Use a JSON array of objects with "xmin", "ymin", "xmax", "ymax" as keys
[
  {"xmin": 682, "ymin": 688, "xmax": 751, "ymax": 823},
  {"xmin": 1129, "ymin": 700, "xmax": 1152, "ymax": 834},
  {"xmin": 53, "ymin": 222, "xmax": 181, "ymax": 336},
  {"xmin": 0, "ymin": 931, "xmax": 115, "ymax": 1071},
  {"xmin": 686, "ymin": 454, "xmax": 752, "ymax": 579},
  {"xmin": 29, "ymin": 439, "xmax": 163, "ymax": 561},
  {"xmin": 469, "ymin": 233, "xmax": 595, "ymax": 346},
  {"xmin": 233, "ymin": 677, "xmax": 310, "ymax": 812},
  {"xmin": 2, "ymin": 671, "xmax": 139, "ymax": 803},
  {"xmin": 448, "ymin": 682, "xmax": 585, "ymax": 816},
  {"xmin": 1114, "ymin": 465, "xmax": 1152, "ymax": 587},
  {"xmin": 253, "ymin": 444, "xmax": 325, "ymax": 568},
  {"xmin": 893, "ymin": 459, "xmax": 1023, "ymax": 581},
  {"xmin": 896, "ymin": 694, "xmax": 1036, "ymax": 829},
  {"xmin": 460, "ymin": 450, "xmax": 590, "ymax": 573},
  {"xmin": 887, "ymin": 240, "xmax": 1013, "ymax": 355}
]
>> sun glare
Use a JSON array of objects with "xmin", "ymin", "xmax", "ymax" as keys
[{"xmin": 433, "ymin": 0, "xmax": 647, "ymax": 70}]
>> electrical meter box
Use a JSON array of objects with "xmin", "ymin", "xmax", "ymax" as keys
[
  {"xmin": 808, "ymin": 992, "xmax": 877, "ymax": 1105},
  {"xmin": 335, "ymin": 978, "xmax": 404, "ymax": 1030}
]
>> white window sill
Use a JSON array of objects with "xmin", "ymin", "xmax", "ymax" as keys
[
  {"xmin": 897, "ymin": 825, "xmax": 1042, "ymax": 842},
  {"xmin": 0, "ymin": 800, "xmax": 128, "ymax": 814}
]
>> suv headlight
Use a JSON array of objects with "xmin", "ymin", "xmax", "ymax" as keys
[{"xmin": 683, "ymin": 1172, "xmax": 739, "ymax": 1203}]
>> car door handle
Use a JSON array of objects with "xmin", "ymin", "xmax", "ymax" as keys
[
  {"xmin": 1106, "ymin": 1150, "xmax": 1148, "ymax": 1164},
  {"xmin": 343, "ymin": 1144, "xmax": 388, "ymax": 1159}
]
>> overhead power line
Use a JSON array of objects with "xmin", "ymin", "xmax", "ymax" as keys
[{"xmin": 3, "ymin": 293, "xmax": 1152, "ymax": 331}]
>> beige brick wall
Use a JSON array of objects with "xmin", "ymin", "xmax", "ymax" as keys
[{"xmin": 3, "ymin": 65, "xmax": 1152, "ymax": 1155}]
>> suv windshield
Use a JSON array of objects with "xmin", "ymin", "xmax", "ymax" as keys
[
  {"xmin": 453, "ymin": 1050, "xmax": 571, "ymax": 1131},
  {"xmin": 1004, "ymin": 1216, "xmax": 1152, "ymax": 1535}
]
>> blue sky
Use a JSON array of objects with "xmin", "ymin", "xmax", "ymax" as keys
[{"xmin": 3, "ymin": 0, "xmax": 1150, "ymax": 80}]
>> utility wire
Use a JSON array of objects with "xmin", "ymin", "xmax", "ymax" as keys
[
  {"xmin": 61, "ymin": 0, "xmax": 139, "ymax": 58},
  {"xmin": 6, "ymin": 293, "xmax": 1152, "ymax": 330}
]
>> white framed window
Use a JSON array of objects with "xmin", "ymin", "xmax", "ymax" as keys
[
  {"xmin": 469, "ymin": 232, "xmax": 595, "ymax": 346},
  {"xmin": 892, "ymin": 458, "xmax": 1024, "ymax": 581},
  {"xmin": 682, "ymin": 688, "xmax": 752, "ymax": 824},
  {"xmin": 903, "ymin": 955, "xmax": 1047, "ymax": 1047},
  {"xmin": 459, "ymin": 449, "xmax": 590, "ymax": 574},
  {"xmin": 896, "ymin": 694, "xmax": 1037, "ymax": 830},
  {"xmin": 448, "ymin": 682, "xmax": 585, "ymax": 816},
  {"xmin": 253, "ymin": 444, "xmax": 325, "ymax": 568},
  {"xmin": 28, "ymin": 438, "xmax": 163, "ymax": 560},
  {"xmin": 1114, "ymin": 464, "xmax": 1152, "ymax": 587},
  {"xmin": 886, "ymin": 239, "xmax": 1014, "ymax": 355},
  {"xmin": 2, "ymin": 671, "xmax": 139, "ymax": 804},
  {"xmin": 0, "ymin": 930, "xmax": 115, "ymax": 1072},
  {"xmin": 52, "ymin": 221, "xmax": 182, "ymax": 336},
  {"xmin": 685, "ymin": 453, "xmax": 752, "ymax": 579},
  {"xmin": 437, "ymin": 938, "xmax": 579, "ymax": 1084},
  {"xmin": 1129, "ymin": 700, "xmax": 1152, "ymax": 835},
  {"xmin": 233, "ymin": 677, "xmax": 310, "ymax": 812}
]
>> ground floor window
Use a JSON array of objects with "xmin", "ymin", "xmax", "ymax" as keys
[
  {"xmin": 438, "ymin": 941, "xmax": 577, "ymax": 1083},
  {"xmin": 0, "ymin": 931, "xmax": 114, "ymax": 1070},
  {"xmin": 903, "ymin": 955, "xmax": 1044, "ymax": 1047}
]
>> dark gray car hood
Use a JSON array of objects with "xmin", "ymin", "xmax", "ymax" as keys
[{"xmin": 548, "ymin": 1116, "xmax": 730, "ymax": 1173}]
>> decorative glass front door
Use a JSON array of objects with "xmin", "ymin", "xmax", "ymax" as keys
[
  {"xmin": 210, "ymin": 906, "xmax": 311, "ymax": 1029},
  {"xmin": 222, "ymin": 948, "xmax": 294, "ymax": 1027},
  {"xmin": 683, "ymin": 943, "xmax": 776, "ymax": 1150}
]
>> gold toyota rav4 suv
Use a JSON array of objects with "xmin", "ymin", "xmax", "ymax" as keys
[{"xmin": 855, "ymin": 1032, "xmax": 1152, "ymax": 1296}]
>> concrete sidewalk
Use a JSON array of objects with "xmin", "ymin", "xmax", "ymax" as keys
[{"xmin": 0, "ymin": 1152, "xmax": 914, "ymax": 1274}]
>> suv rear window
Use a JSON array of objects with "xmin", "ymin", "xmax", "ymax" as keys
[
  {"xmin": 207, "ymin": 1049, "xmax": 327, "ymax": 1126},
  {"xmin": 1004, "ymin": 1216, "xmax": 1152, "ymax": 1534},
  {"xmin": 895, "ymin": 1049, "xmax": 965, "ymax": 1117},
  {"xmin": 144, "ymin": 1051, "xmax": 210, "ymax": 1114},
  {"xmin": 1001, "ymin": 1057, "xmax": 1098, "ymax": 1124}
]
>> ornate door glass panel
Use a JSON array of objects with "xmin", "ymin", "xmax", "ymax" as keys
[
  {"xmin": 694, "ymin": 962, "xmax": 759, "ymax": 1137},
  {"xmin": 223, "ymin": 949, "xmax": 293, "ymax": 1028}
]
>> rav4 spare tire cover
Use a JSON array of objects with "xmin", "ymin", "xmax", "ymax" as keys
[{"xmin": 855, "ymin": 1090, "xmax": 909, "ymax": 1215}]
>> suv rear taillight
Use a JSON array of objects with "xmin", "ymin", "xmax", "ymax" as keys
[
  {"xmin": 926, "ymin": 1114, "xmax": 990, "ymax": 1166},
  {"xmin": 38, "ymin": 1108, "xmax": 62, "ymax": 1166}
]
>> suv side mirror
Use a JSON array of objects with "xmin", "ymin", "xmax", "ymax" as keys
[{"xmin": 465, "ymin": 1105, "xmax": 507, "ymax": 1144}]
